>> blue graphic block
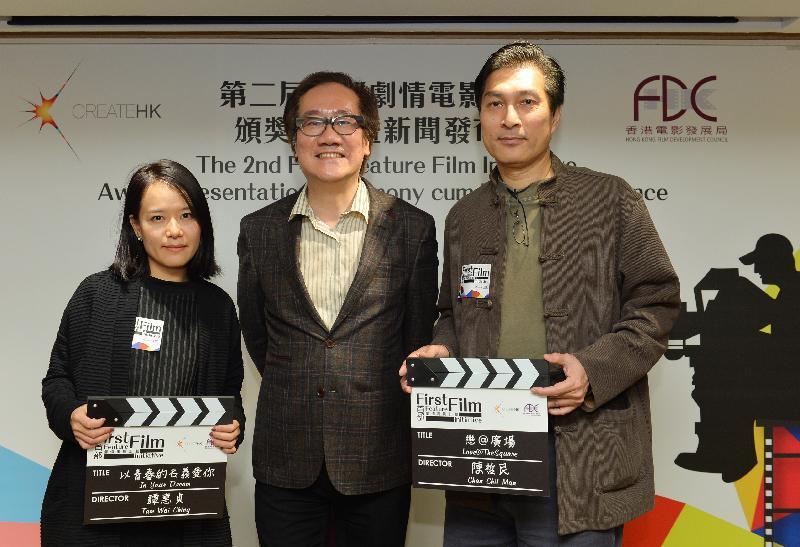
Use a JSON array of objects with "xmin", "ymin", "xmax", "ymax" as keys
[
  {"xmin": 774, "ymin": 512, "xmax": 800, "ymax": 547},
  {"xmin": 787, "ymin": 425, "xmax": 800, "ymax": 443},
  {"xmin": 0, "ymin": 445, "xmax": 50, "ymax": 522},
  {"xmin": 755, "ymin": 512, "xmax": 800, "ymax": 547}
]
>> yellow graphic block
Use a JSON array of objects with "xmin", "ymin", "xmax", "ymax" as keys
[
  {"xmin": 662, "ymin": 504, "xmax": 768, "ymax": 547},
  {"xmin": 735, "ymin": 425, "xmax": 764, "ymax": 528}
]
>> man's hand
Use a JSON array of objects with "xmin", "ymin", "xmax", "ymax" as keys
[
  {"xmin": 532, "ymin": 352, "xmax": 589, "ymax": 416},
  {"xmin": 71, "ymin": 404, "xmax": 114, "ymax": 450},
  {"xmin": 211, "ymin": 420, "xmax": 241, "ymax": 455},
  {"xmin": 399, "ymin": 344, "xmax": 450, "ymax": 394}
]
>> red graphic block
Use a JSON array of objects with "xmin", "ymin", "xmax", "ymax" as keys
[
  {"xmin": 752, "ymin": 479, "xmax": 766, "ymax": 531},
  {"xmin": 0, "ymin": 523, "xmax": 40, "ymax": 547},
  {"xmin": 622, "ymin": 495, "xmax": 685, "ymax": 547},
  {"xmin": 774, "ymin": 457, "xmax": 800, "ymax": 509},
  {"xmin": 774, "ymin": 427, "xmax": 800, "ymax": 453}
]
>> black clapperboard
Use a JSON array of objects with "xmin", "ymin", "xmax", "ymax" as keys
[
  {"xmin": 408, "ymin": 358, "xmax": 550, "ymax": 496},
  {"xmin": 84, "ymin": 396, "xmax": 234, "ymax": 524}
]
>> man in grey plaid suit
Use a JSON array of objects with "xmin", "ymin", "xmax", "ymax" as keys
[{"xmin": 238, "ymin": 71, "xmax": 439, "ymax": 546}]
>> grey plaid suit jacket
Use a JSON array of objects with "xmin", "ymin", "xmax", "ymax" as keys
[{"xmin": 238, "ymin": 181, "xmax": 438, "ymax": 495}]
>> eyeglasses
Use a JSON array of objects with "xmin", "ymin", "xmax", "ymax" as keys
[
  {"xmin": 295, "ymin": 115, "xmax": 365, "ymax": 137},
  {"xmin": 511, "ymin": 206, "xmax": 530, "ymax": 246},
  {"xmin": 507, "ymin": 188, "xmax": 530, "ymax": 246}
]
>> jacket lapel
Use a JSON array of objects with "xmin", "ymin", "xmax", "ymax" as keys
[{"xmin": 330, "ymin": 183, "xmax": 394, "ymax": 332}]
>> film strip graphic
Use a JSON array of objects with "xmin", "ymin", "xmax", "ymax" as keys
[
  {"xmin": 407, "ymin": 357, "xmax": 548, "ymax": 390},
  {"xmin": 757, "ymin": 419, "xmax": 800, "ymax": 547},
  {"xmin": 763, "ymin": 424, "xmax": 776, "ymax": 547},
  {"xmin": 87, "ymin": 396, "xmax": 234, "ymax": 427}
]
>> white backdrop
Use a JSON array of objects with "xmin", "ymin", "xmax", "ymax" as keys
[{"xmin": 2, "ymin": 39, "xmax": 799, "ymax": 546}]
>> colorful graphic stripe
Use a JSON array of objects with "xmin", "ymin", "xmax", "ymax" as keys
[{"xmin": 0, "ymin": 444, "xmax": 49, "ymax": 546}]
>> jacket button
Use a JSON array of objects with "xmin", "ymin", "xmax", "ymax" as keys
[
  {"xmin": 325, "ymin": 338, "xmax": 336, "ymax": 348},
  {"xmin": 317, "ymin": 387, "xmax": 325, "ymax": 398}
]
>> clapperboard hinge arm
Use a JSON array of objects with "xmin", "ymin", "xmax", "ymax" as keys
[
  {"xmin": 407, "ymin": 358, "xmax": 549, "ymax": 389},
  {"xmin": 87, "ymin": 396, "xmax": 235, "ymax": 427}
]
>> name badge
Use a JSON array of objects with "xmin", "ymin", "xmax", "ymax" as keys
[
  {"xmin": 131, "ymin": 316, "xmax": 164, "ymax": 352},
  {"xmin": 459, "ymin": 264, "xmax": 491, "ymax": 299}
]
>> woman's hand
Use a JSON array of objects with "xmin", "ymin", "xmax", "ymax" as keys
[
  {"xmin": 70, "ymin": 404, "xmax": 114, "ymax": 450},
  {"xmin": 211, "ymin": 420, "xmax": 241, "ymax": 454}
]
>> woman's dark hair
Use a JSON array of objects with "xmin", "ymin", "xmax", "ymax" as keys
[{"xmin": 110, "ymin": 159, "xmax": 220, "ymax": 281}]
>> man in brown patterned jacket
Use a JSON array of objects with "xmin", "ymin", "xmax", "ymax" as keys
[
  {"xmin": 239, "ymin": 72, "xmax": 438, "ymax": 546},
  {"xmin": 401, "ymin": 42, "xmax": 680, "ymax": 545}
]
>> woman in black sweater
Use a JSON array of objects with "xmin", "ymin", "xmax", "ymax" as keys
[{"xmin": 41, "ymin": 159, "xmax": 245, "ymax": 547}]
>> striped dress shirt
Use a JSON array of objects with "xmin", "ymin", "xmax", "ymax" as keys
[{"xmin": 290, "ymin": 179, "xmax": 370, "ymax": 330}]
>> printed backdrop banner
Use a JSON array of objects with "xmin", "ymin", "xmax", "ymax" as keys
[{"xmin": 1, "ymin": 39, "xmax": 799, "ymax": 546}]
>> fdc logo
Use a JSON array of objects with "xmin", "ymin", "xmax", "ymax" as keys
[{"xmin": 633, "ymin": 75, "xmax": 717, "ymax": 122}]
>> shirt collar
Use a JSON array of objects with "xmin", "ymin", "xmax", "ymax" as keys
[
  {"xmin": 490, "ymin": 153, "xmax": 560, "ymax": 200},
  {"xmin": 289, "ymin": 178, "xmax": 370, "ymax": 224},
  {"xmin": 349, "ymin": 179, "xmax": 370, "ymax": 223},
  {"xmin": 499, "ymin": 178, "xmax": 540, "ymax": 203}
]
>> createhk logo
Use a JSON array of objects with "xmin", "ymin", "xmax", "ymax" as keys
[
  {"xmin": 20, "ymin": 63, "xmax": 81, "ymax": 159},
  {"xmin": 494, "ymin": 402, "xmax": 521, "ymax": 416}
]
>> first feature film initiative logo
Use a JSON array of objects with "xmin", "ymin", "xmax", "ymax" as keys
[{"xmin": 626, "ymin": 74, "xmax": 728, "ymax": 144}]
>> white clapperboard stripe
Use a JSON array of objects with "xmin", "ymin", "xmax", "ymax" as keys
[
  {"xmin": 409, "ymin": 358, "xmax": 545, "ymax": 389},
  {"xmin": 125, "ymin": 398, "xmax": 154, "ymax": 426},
  {"xmin": 487, "ymin": 359, "xmax": 514, "ymax": 388},
  {"xmin": 439, "ymin": 358, "xmax": 466, "ymax": 387},
  {"xmin": 173, "ymin": 397, "xmax": 202, "ymax": 426},
  {"xmin": 461, "ymin": 358, "xmax": 490, "ymax": 388},
  {"xmin": 513, "ymin": 359, "xmax": 540, "ymax": 389},
  {"xmin": 149, "ymin": 398, "xmax": 178, "ymax": 426},
  {"xmin": 87, "ymin": 396, "xmax": 234, "ymax": 426},
  {"xmin": 200, "ymin": 397, "xmax": 228, "ymax": 425}
]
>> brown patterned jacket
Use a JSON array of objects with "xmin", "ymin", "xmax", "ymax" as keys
[
  {"xmin": 238, "ymin": 182, "xmax": 438, "ymax": 495},
  {"xmin": 432, "ymin": 154, "xmax": 680, "ymax": 534}
]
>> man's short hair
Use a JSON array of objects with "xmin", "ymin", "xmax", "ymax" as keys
[
  {"xmin": 283, "ymin": 71, "xmax": 379, "ymax": 172},
  {"xmin": 474, "ymin": 41, "xmax": 565, "ymax": 115}
]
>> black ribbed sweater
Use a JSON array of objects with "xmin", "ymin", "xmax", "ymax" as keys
[{"xmin": 129, "ymin": 277, "xmax": 199, "ymax": 397}]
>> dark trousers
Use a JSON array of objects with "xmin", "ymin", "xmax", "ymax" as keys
[{"xmin": 255, "ymin": 464, "xmax": 411, "ymax": 547}]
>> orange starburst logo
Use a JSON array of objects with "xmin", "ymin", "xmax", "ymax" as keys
[{"xmin": 21, "ymin": 63, "xmax": 81, "ymax": 159}]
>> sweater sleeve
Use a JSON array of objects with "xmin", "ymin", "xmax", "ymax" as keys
[
  {"xmin": 42, "ymin": 276, "xmax": 96, "ymax": 443},
  {"xmin": 574, "ymin": 193, "xmax": 681, "ymax": 409}
]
